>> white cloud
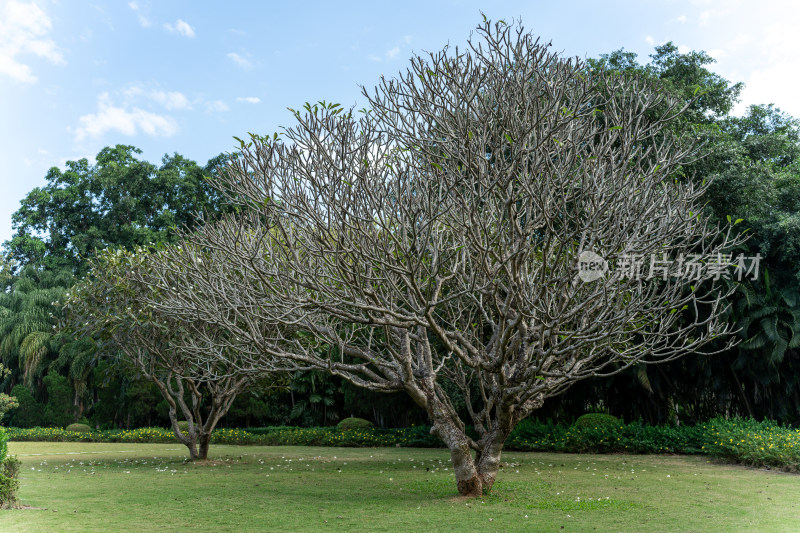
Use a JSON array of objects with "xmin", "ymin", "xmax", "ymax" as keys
[
  {"xmin": 150, "ymin": 90, "xmax": 191, "ymax": 110},
  {"xmin": 644, "ymin": 35, "xmax": 655, "ymax": 46},
  {"xmin": 236, "ymin": 96, "xmax": 260, "ymax": 104},
  {"xmin": 122, "ymin": 84, "xmax": 191, "ymax": 110},
  {"xmin": 368, "ymin": 40, "xmax": 407, "ymax": 62},
  {"xmin": 734, "ymin": 15, "xmax": 800, "ymax": 118},
  {"xmin": 677, "ymin": 44, "xmax": 690, "ymax": 54},
  {"xmin": 227, "ymin": 52, "xmax": 252, "ymax": 69},
  {"xmin": 128, "ymin": 1, "xmax": 151, "ymax": 28},
  {"xmin": 707, "ymin": 48, "xmax": 727, "ymax": 60},
  {"xmin": 698, "ymin": 9, "xmax": 727, "ymax": 27},
  {"xmin": 164, "ymin": 19, "xmax": 195, "ymax": 38},
  {"xmin": 74, "ymin": 93, "xmax": 178, "ymax": 141},
  {"xmin": 205, "ymin": 100, "xmax": 229, "ymax": 112},
  {"xmin": 0, "ymin": 0, "xmax": 65, "ymax": 83},
  {"xmin": 676, "ymin": 15, "xmax": 687, "ymax": 23}
]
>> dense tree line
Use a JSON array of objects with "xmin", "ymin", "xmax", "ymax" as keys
[{"xmin": 1, "ymin": 40, "xmax": 799, "ymax": 431}]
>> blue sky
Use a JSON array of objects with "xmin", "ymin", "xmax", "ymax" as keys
[{"xmin": 1, "ymin": 0, "xmax": 798, "ymax": 246}]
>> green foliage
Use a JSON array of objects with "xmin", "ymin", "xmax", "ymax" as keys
[
  {"xmin": 0, "ymin": 455, "xmax": 20, "ymax": 509},
  {"xmin": 0, "ymin": 364, "xmax": 17, "ymax": 422},
  {"xmin": 6, "ymin": 419, "xmax": 800, "ymax": 470},
  {"xmin": 0, "ymin": 266, "xmax": 72, "ymax": 385},
  {"xmin": 336, "ymin": 417, "xmax": 374, "ymax": 431},
  {"xmin": 177, "ymin": 421, "xmax": 190, "ymax": 433},
  {"xmin": 65, "ymin": 423, "xmax": 91, "ymax": 433},
  {"xmin": 43, "ymin": 373, "xmax": 73, "ymax": 427},
  {"xmin": 506, "ymin": 419, "xmax": 706, "ymax": 455},
  {"xmin": 0, "ymin": 427, "xmax": 7, "ymax": 462},
  {"xmin": 4, "ymin": 145, "xmax": 227, "ymax": 276},
  {"xmin": 8, "ymin": 385, "xmax": 43, "ymax": 428},
  {"xmin": 288, "ymin": 371, "xmax": 340, "ymax": 425},
  {"xmin": 0, "ymin": 427, "xmax": 18, "ymax": 508},
  {"xmin": 572, "ymin": 413, "xmax": 622, "ymax": 430},
  {"xmin": 703, "ymin": 417, "xmax": 800, "ymax": 471},
  {"xmin": 0, "ymin": 393, "xmax": 16, "ymax": 422}
]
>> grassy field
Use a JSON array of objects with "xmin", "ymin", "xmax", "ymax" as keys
[{"xmin": 2, "ymin": 442, "xmax": 799, "ymax": 532}]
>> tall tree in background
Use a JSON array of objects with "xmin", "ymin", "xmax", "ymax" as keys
[
  {"xmin": 0, "ymin": 145, "xmax": 227, "ymax": 424},
  {"xmin": 571, "ymin": 44, "xmax": 800, "ymax": 425},
  {"xmin": 4, "ymin": 145, "xmax": 227, "ymax": 275}
]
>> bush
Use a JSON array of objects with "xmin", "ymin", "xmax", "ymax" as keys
[
  {"xmin": 0, "ymin": 393, "xmax": 18, "ymax": 422},
  {"xmin": 702, "ymin": 417, "xmax": 800, "ymax": 471},
  {"xmin": 0, "ymin": 427, "xmax": 7, "ymax": 462},
  {"xmin": 337, "ymin": 417, "xmax": 374, "ymax": 431},
  {"xmin": 66, "ymin": 423, "xmax": 91, "ymax": 433},
  {"xmin": 573, "ymin": 413, "xmax": 621, "ymax": 430},
  {"xmin": 4, "ymin": 419, "xmax": 799, "ymax": 471},
  {"xmin": 177, "ymin": 421, "xmax": 190, "ymax": 433},
  {"xmin": 0, "ymin": 455, "xmax": 21, "ymax": 509}
]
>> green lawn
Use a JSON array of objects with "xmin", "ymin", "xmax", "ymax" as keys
[{"xmin": 2, "ymin": 442, "xmax": 799, "ymax": 532}]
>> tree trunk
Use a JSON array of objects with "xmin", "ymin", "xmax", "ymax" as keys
[
  {"xmin": 187, "ymin": 441, "xmax": 199, "ymax": 460},
  {"xmin": 475, "ymin": 429, "xmax": 509, "ymax": 493},
  {"xmin": 198, "ymin": 433, "xmax": 211, "ymax": 460},
  {"xmin": 431, "ymin": 419, "xmax": 483, "ymax": 497}
]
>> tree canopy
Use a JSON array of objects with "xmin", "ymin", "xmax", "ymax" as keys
[{"xmin": 142, "ymin": 20, "xmax": 739, "ymax": 495}]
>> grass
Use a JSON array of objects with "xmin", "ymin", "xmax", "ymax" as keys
[{"xmin": 2, "ymin": 442, "xmax": 800, "ymax": 532}]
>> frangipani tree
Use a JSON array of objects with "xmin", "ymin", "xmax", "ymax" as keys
[
  {"xmin": 63, "ymin": 246, "xmax": 284, "ymax": 460},
  {"xmin": 147, "ymin": 20, "xmax": 740, "ymax": 494}
]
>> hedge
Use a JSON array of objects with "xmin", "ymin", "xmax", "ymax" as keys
[{"xmin": 5, "ymin": 418, "xmax": 800, "ymax": 471}]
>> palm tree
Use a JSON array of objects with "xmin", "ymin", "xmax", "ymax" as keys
[
  {"xmin": 729, "ymin": 270, "xmax": 800, "ymax": 418},
  {"xmin": 0, "ymin": 266, "xmax": 72, "ymax": 386}
]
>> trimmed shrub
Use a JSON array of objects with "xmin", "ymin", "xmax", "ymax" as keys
[
  {"xmin": 573, "ymin": 413, "xmax": 621, "ymax": 430},
  {"xmin": 66, "ymin": 423, "xmax": 91, "ymax": 433},
  {"xmin": 337, "ymin": 417, "xmax": 374, "ymax": 431}
]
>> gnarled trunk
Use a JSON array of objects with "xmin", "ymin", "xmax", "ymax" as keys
[
  {"xmin": 475, "ymin": 428, "xmax": 511, "ymax": 493},
  {"xmin": 431, "ymin": 419, "xmax": 483, "ymax": 497}
]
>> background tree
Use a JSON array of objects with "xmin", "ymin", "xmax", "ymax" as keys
[
  {"xmin": 146, "ymin": 20, "xmax": 740, "ymax": 496},
  {"xmin": 0, "ymin": 146, "xmax": 228, "ymax": 427},
  {"xmin": 64, "ymin": 246, "xmax": 279, "ymax": 459},
  {"xmin": 0, "ymin": 365, "xmax": 17, "ymax": 423},
  {"xmin": 4, "ymin": 145, "xmax": 227, "ymax": 276}
]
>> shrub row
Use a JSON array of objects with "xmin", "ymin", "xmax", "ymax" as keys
[
  {"xmin": 4, "ymin": 417, "xmax": 799, "ymax": 470},
  {"xmin": 701, "ymin": 417, "xmax": 800, "ymax": 471}
]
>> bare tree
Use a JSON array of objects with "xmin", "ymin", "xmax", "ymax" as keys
[
  {"xmin": 147, "ymin": 20, "xmax": 741, "ymax": 494},
  {"xmin": 63, "ymin": 247, "xmax": 278, "ymax": 460}
]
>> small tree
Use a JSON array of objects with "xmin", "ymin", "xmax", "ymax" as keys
[
  {"xmin": 147, "ymin": 20, "xmax": 740, "ymax": 494},
  {"xmin": 63, "ymin": 247, "xmax": 275, "ymax": 460},
  {"xmin": 0, "ymin": 364, "xmax": 17, "ymax": 422}
]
